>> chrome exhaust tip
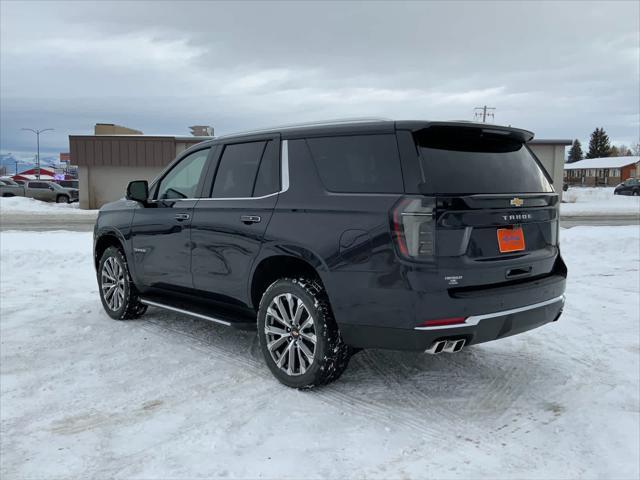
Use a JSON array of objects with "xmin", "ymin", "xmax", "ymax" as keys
[
  {"xmin": 425, "ymin": 340, "xmax": 447, "ymax": 354},
  {"xmin": 443, "ymin": 339, "xmax": 465, "ymax": 353}
]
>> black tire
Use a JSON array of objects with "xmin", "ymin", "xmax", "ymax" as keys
[
  {"xmin": 633, "ymin": 190, "xmax": 639, "ymax": 197},
  {"xmin": 98, "ymin": 246, "xmax": 147, "ymax": 320},
  {"xmin": 257, "ymin": 277, "xmax": 352, "ymax": 388},
  {"xmin": 56, "ymin": 195, "xmax": 70, "ymax": 203}
]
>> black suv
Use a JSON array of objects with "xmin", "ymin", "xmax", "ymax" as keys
[
  {"xmin": 94, "ymin": 120, "xmax": 567, "ymax": 388},
  {"xmin": 614, "ymin": 178, "xmax": 640, "ymax": 196}
]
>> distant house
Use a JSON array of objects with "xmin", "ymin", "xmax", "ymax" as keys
[
  {"xmin": 564, "ymin": 156, "xmax": 639, "ymax": 187},
  {"xmin": 12, "ymin": 167, "xmax": 57, "ymax": 182}
]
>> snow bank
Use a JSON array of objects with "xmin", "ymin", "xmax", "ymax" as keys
[
  {"xmin": 561, "ymin": 187, "xmax": 639, "ymax": 216},
  {"xmin": 1, "ymin": 229, "xmax": 638, "ymax": 478},
  {"xmin": 0, "ymin": 196, "xmax": 97, "ymax": 215}
]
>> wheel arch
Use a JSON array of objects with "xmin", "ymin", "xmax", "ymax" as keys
[
  {"xmin": 249, "ymin": 248, "xmax": 330, "ymax": 310},
  {"xmin": 94, "ymin": 229, "xmax": 128, "ymax": 270}
]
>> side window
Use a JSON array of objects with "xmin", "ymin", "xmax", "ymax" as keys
[
  {"xmin": 30, "ymin": 182, "xmax": 46, "ymax": 189},
  {"xmin": 211, "ymin": 141, "xmax": 265, "ymax": 198},
  {"xmin": 156, "ymin": 148, "xmax": 210, "ymax": 200},
  {"xmin": 306, "ymin": 134, "xmax": 403, "ymax": 193},
  {"xmin": 253, "ymin": 140, "xmax": 280, "ymax": 197}
]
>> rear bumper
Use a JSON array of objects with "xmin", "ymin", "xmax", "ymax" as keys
[{"xmin": 340, "ymin": 294, "xmax": 564, "ymax": 351}]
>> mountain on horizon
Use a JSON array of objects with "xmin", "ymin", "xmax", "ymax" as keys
[{"xmin": 0, "ymin": 153, "xmax": 59, "ymax": 174}]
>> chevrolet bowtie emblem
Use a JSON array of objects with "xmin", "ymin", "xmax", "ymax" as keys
[{"xmin": 510, "ymin": 197, "xmax": 524, "ymax": 207}]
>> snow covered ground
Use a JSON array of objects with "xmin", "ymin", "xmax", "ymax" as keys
[
  {"xmin": 561, "ymin": 187, "xmax": 640, "ymax": 216},
  {"xmin": 1, "ymin": 228, "xmax": 639, "ymax": 479},
  {"xmin": 0, "ymin": 196, "xmax": 97, "ymax": 216}
]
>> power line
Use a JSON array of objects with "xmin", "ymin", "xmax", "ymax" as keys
[{"xmin": 474, "ymin": 105, "xmax": 495, "ymax": 123}]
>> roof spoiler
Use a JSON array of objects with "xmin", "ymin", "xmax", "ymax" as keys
[{"xmin": 404, "ymin": 121, "xmax": 534, "ymax": 143}]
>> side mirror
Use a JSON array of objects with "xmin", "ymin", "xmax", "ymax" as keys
[{"xmin": 126, "ymin": 180, "xmax": 149, "ymax": 204}]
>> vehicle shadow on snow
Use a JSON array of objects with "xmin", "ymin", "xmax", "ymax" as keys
[{"xmin": 140, "ymin": 308, "xmax": 568, "ymax": 430}]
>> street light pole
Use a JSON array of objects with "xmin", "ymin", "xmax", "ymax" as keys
[{"xmin": 21, "ymin": 128, "xmax": 54, "ymax": 180}]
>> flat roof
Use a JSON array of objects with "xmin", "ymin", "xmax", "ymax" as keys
[{"xmin": 69, "ymin": 135, "xmax": 212, "ymax": 141}]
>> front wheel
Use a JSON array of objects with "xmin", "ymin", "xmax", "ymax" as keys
[
  {"xmin": 98, "ymin": 246, "xmax": 147, "ymax": 320},
  {"xmin": 257, "ymin": 277, "xmax": 352, "ymax": 388},
  {"xmin": 633, "ymin": 190, "xmax": 639, "ymax": 196},
  {"xmin": 56, "ymin": 195, "xmax": 70, "ymax": 203}
]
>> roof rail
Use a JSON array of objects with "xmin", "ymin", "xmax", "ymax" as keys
[{"xmin": 214, "ymin": 117, "xmax": 392, "ymax": 139}]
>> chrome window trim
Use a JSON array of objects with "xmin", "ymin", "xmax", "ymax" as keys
[
  {"xmin": 281, "ymin": 139, "xmax": 290, "ymax": 192},
  {"xmin": 152, "ymin": 139, "xmax": 290, "ymax": 203},
  {"xmin": 414, "ymin": 295, "xmax": 565, "ymax": 331}
]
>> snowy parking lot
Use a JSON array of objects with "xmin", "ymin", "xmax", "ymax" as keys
[{"xmin": 1, "ymin": 226, "xmax": 639, "ymax": 479}]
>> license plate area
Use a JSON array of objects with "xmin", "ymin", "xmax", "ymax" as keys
[{"xmin": 497, "ymin": 226, "xmax": 525, "ymax": 253}]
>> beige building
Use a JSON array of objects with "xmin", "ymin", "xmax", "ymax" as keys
[
  {"xmin": 93, "ymin": 123, "xmax": 143, "ymax": 135},
  {"xmin": 69, "ymin": 124, "xmax": 211, "ymax": 209},
  {"xmin": 527, "ymin": 139, "xmax": 572, "ymax": 192}
]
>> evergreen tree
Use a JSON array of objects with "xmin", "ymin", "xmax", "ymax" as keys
[
  {"xmin": 609, "ymin": 145, "xmax": 620, "ymax": 157},
  {"xmin": 586, "ymin": 127, "xmax": 611, "ymax": 158},
  {"xmin": 567, "ymin": 139, "xmax": 584, "ymax": 163}
]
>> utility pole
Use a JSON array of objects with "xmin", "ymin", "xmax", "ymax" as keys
[
  {"xmin": 21, "ymin": 128, "xmax": 54, "ymax": 179},
  {"xmin": 474, "ymin": 105, "xmax": 495, "ymax": 123}
]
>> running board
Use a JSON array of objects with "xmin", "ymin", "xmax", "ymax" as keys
[{"xmin": 140, "ymin": 298, "xmax": 255, "ymax": 329}]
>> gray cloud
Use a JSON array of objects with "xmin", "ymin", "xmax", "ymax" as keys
[{"xmin": 1, "ymin": 0, "xmax": 638, "ymax": 155}]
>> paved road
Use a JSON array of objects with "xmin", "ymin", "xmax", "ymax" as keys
[
  {"xmin": 561, "ymin": 215, "xmax": 639, "ymax": 228},
  {"xmin": 1, "ymin": 213, "xmax": 638, "ymax": 231}
]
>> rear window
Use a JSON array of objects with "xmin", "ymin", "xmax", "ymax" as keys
[
  {"xmin": 415, "ymin": 127, "xmax": 553, "ymax": 194},
  {"xmin": 306, "ymin": 134, "xmax": 403, "ymax": 193}
]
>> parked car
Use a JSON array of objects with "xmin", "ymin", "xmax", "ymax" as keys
[
  {"xmin": 24, "ymin": 180, "xmax": 79, "ymax": 203},
  {"xmin": 0, "ymin": 178, "xmax": 25, "ymax": 197},
  {"xmin": 94, "ymin": 119, "xmax": 567, "ymax": 388},
  {"xmin": 614, "ymin": 178, "xmax": 640, "ymax": 196}
]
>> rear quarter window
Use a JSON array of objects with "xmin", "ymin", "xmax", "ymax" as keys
[{"xmin": 306, "ymin": 134, "xmax": 403, "ymax": 193}]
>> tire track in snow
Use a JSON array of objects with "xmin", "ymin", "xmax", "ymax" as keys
[{"xmin": 134, "ymin": 314, "xmax": 448, "ymax": 436}]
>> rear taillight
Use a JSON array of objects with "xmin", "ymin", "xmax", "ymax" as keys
[{"xmin": 391, "ymin": 196, "xmax": 436, "ymax": 260}]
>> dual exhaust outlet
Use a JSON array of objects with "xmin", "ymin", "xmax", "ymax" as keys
[{"xmin": 425, "ymin": 339, "xmax": 466, "ymax": 355}]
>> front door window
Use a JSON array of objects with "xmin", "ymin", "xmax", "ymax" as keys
[{"xmin": 156, "ymin": 149, "xmax": 210, "ymax": 200}]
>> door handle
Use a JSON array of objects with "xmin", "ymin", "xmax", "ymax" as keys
[
  {"xmin": 174, "ymin": 213, "xmax": 190, "ymax": 221},
  {"xmin": 240, "ymin": 215, "xmax": 261, "ymax": 224}
]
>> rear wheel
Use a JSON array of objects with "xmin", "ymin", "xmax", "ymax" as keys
[
  {"xmin": 56, "ymin": 195, "xmax": 70, "ymax": 203},
  {"xmin": 98, "ymin": 246, "xmax": 147, "ymax": 320},
  {"xmin": 633, "ymin": 190, "xmax": 639, "ymax": 196},
  {"xmin": 257, "ymin": 277, "xmax": 352, "ymax": 388}
]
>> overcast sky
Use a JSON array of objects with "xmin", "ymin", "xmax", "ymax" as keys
[{"xmin": 1, "ymin": 0, "xmax": 638, "ymax": 157}]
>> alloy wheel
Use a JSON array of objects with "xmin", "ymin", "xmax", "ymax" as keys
[
  {"xmin": 101, "ymin": 256, "xmax": 125, "ymax": 311},
  {"xmin": 264, "ymin": 293, "xmax": 317, "ymax": 376}
]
